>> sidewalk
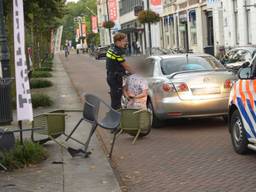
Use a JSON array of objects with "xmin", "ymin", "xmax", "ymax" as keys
[{"xmin": 0, "ymin": 54, "xmax": 121, "ymax": 192}]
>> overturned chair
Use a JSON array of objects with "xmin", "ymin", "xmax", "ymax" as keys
[
  {"xmin": 65, "ymin": 94, "xmax": 121, "ymax": 158},
  {"xmin": 31, "ymin": 94, "xmax": 121, "ymax": 158}
]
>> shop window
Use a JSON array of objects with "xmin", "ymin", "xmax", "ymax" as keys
[{"xmin": 189, "ymin": 10, "xmax": 197, "ymax": 45}]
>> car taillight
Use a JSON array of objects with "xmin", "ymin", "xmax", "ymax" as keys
[
  {"xmin": 175, "ymin": 83, "xmax": 189, "ymax": 92},
  {"xmin": 224, "ymin": 80, "xmax": 233, "ymax": 89},
  {"xmin": 162, "ymin": 83, "xmax": 173, "ymax": 92}
]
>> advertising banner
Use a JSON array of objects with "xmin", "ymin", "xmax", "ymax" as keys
[
  {"xmin": 82, "ymin": 23, "xmax": 86, "ymax": 36},
  {"xmin": 54, "ymin": 26, "xmax": 63, "ymax": 53},
  {"xmin": 50, "ymin": 30, "xmax": 54, "ymax": 54},
  {"xmin": 150, "ymin": 0, "xmax": 163, "ymax": 14},
  {"xmin": 108, "ymin": 0, "xmax": 117, "ymax": 21},
  {"xmin": 76, "ymin": 28, "xmax": 80, "ymax": 38},
  {"xmin": 91, "ymin": 16, "xmax": 98, "ymax": 33},
  {"xmin": 13, "ymin": 0, "xmax": 33, "ymax": 121}
]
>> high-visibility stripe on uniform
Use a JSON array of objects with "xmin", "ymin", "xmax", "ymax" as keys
[
  {"xmin": 106, "ymin": 52, "xmax": 116, "ymax": 60},
  {"xmin": 106, "ymin": 50, "xmax": 125, "ymax": 62}
]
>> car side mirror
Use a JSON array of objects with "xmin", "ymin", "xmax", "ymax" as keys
[
  {"xmin": 238, "ymin": 67, "xmax": 252, "ymax": 79},
  {"xmin": 242, "ymin": 61, "xmax": 250, "ymax": 68}
]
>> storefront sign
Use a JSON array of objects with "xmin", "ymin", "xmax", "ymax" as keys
[
  {"xmin": 108, "ymin": 0, "xmax": 117, "ymax": 21},
  {"xmin": 13, "ymin": 0, "xmax": 33, "ymax": 121},
  {"xmin": 91, "ymin": 16, "xmax": 98, "ymax": 33}
]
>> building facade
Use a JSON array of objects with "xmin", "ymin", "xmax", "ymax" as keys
[
  {"xmin": 97, "ymin": 0, "xmax": 121, "ymax": 46},
  {"xmin": 218, "ymin": 0, "xmax": 256, "ymax": 47},
  {"xmin": 161, "ymin": 0, "xmax": 217, "ymax": 54},
  {"xmin": 97, "ymin": 0, "xmax": 163, "ymax": 54},
  {"xmin": 119, "ymin": 0, "xmax": 145, "ymax": 54}
]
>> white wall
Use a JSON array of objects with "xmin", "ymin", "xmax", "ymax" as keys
[{"xmin": 222, "ymin": 0, "xmax": 256, "ymax": 47}]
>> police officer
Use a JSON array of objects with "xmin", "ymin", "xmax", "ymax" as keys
[{"xmin": 106, "ymin": 32, "xmax": 134, "ymax": 110}]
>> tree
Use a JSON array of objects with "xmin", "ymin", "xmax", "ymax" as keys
[{"xmin": 61, "ymin": 0, "xmax": 97, "ymax": 48}]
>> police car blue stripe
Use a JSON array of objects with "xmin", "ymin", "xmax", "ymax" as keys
[
  {"xmin": 237, "ymin": 98, "xmax": 256, "ymax": 137},
  {"xmin": 246, "ymin": 99, "xmax": 256, "ymax": 124}
]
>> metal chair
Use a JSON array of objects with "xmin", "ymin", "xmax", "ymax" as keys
[
  {"xmin": 66, "ymin": 94, "xmax": 121, "ymax": 158},
  {"xmin": 119, "ymin": 109, "xmax": 151, "ymax": 144}
]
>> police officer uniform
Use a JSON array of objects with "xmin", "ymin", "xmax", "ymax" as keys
[{"xmin": 106, "ymin": 44, "xmax": 126, "ymax": 109}]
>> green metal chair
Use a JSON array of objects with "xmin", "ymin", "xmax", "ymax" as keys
[
  {"xmin": 31, "ymin": 109, "xmax": 84, "ymax": 146},
  {"xmin": 119, "ymin": 109, "xmax": 151, "ymax": 144}
]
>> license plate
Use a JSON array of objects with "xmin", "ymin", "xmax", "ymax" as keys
[{"xmin": 192, "ymin": 87, "xmax": 220, "ymax": 95}]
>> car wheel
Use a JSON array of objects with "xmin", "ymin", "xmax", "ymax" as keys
[
  {"xmin": 230, "ymin": 110, "xmax": 249, "ymax": 154},
  {"xmin": 147, "ymin": 100, "xmax": 163, "ymax": 128}
]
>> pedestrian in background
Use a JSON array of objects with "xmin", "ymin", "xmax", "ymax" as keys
[
  {"xmin": 106, "ymin": 32, "xmax": 134, "ymax": 110},
  {"xmin": 136, "ymin": 40, "xmax": 141, "ymax": 54}
]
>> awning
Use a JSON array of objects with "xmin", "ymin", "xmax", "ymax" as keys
[{"xmin": 118, "ymin": 27, "xmax": 144, "ymax": 34}]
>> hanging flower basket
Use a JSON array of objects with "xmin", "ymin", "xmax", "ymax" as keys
[
  {"xmin": 102, "ymin": 20, "xmax": 115, "ymax": 29},
  {"xmin": 137, "ymin": 10, "xmax": 160, "ymax": 24}
]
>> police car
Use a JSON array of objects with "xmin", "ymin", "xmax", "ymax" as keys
[{"xmin": 229, "ymin": 55, "xmax": 256, "ymax": 154}]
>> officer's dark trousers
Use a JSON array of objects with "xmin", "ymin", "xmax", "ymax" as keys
[{"xmin": 107, "ymin": 75, "xmax": 122, "ymax": 110}]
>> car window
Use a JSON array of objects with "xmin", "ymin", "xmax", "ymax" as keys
[
  {"xmin": 143, "ymin": 58, "xmax": 155, "ymax": 77},
  {"xmin": 251, "ymin": 56, "xmax": 256, "ymax": 78},
  {"xmin": 161, "ymin": 56, "xmax": 224, "ymax": 75}
]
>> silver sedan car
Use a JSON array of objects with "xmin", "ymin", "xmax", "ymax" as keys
[{"xmin": 142, "ymin": 54, "xmax": 237, "ymax": 127}]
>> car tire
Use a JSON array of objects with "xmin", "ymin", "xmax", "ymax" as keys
[
  {"xmin": 230, "ymin": 110, "xmax": 249, "ymax": 154},
  {"xmin": 147, "ymin": 100, "xmax": 163, "ymax": 128}
]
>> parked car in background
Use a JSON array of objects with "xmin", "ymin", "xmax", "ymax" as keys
[
  {"xmin": 95, "ymin": 46, "xmax": 109, "ymax": 60},
  {"xmin": 141, "ymin": 54, "xmax": 237, "ymax": 127},
  {"xmin": 149, "ymin": 47, "xmax": 176, "ymax": 56},
  {"xmin": 228, "ymin": 54, "xmax": 256, "ymax": 154},
  {"xmin": 222, "ymin": 46, "xmax": 256, "ymax": 72}
]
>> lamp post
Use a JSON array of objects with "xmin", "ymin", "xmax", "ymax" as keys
[
  {"xmin": 105, "ymin": 0, "xmax": 112, "ymax": 44},
  {"xmin": 74, "ymin": 16, "xmax": 84, "ymax": 51},
  {"xmin": 146, "ymin": 0, "xmax": 152, "ymax": 55},
  {"xmin": 0, "ymin": 0, "xmax": 12, "ymax": 125},
  {"xmin": 0, "ymin": 0, "xmax": 10, "ymax": 78}
]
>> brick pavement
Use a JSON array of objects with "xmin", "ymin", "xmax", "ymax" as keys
[{"xmin": 61, "ymin": 52, "xmax": 256, "ymax": 192}]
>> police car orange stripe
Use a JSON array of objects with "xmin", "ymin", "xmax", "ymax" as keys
[
  {"xmin": 246, "ymin": 80, "xmax": 254, "ymax": 109},
  {"xmin": 239, "ymin": 80, "xmax": 246, "ymax": 106},
  {"xmin": 253, "ymin": 80, "xmax": 256, "ymax": 93},
  {"xmin": 233, "ymin": 81, "xmax": 237, "ymax": 103}
]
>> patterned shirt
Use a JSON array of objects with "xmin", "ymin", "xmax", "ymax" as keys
[{"xmin": 126, "ymin": 74, "xmax": 148, "ymax": 109}]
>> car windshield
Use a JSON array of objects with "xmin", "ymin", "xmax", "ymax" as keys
[
  {"xmin": 161, "ymin": 56, "xmax": 225, "ymax": 75},
  {"xmin": 225, "ymin": 49, "xmax": 252, "ymax": 64}
]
